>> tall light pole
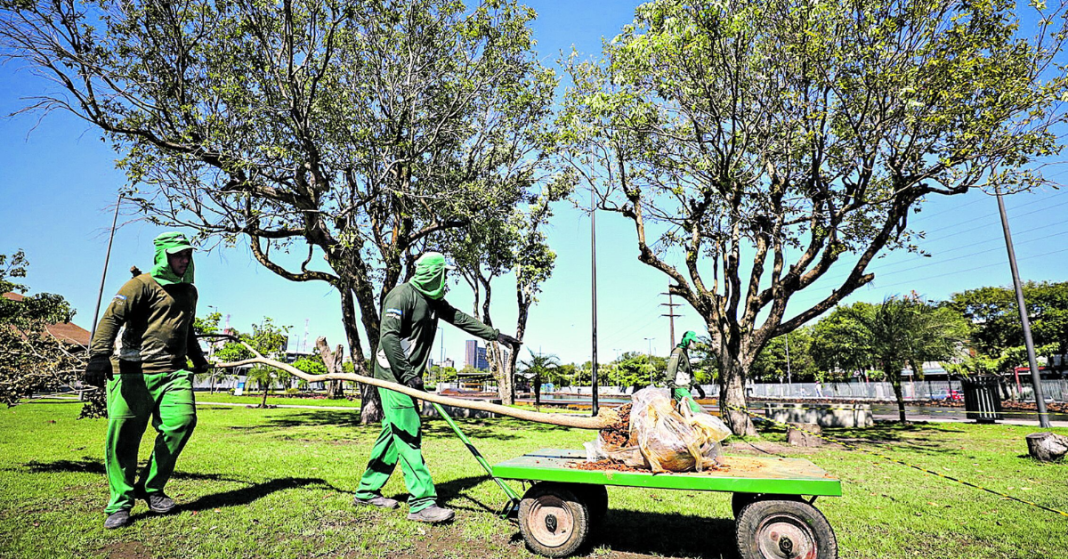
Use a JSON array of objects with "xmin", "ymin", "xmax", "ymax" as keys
[
  {"xmin": 644, "ymin": 337, "xmax": 655, "ymax": 387},
  {"xmin": 590, "ymin": 184, "xmax": 600, "ymax": 416},
  {"xmin": 995, "ymin": 187, "xmax": 1050, "ymax": 427}
]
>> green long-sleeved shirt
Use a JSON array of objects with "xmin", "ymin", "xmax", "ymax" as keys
[
  {"xmin": 89, "ymin": 273, "xmax": 205, "ymax": 374},
  {"xmin": 374, "ymin": 282, "xmax": 498, "ymax": 384}
]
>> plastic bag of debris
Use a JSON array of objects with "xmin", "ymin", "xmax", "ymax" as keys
[{"xmin": 630, "ymin": 387, "xmax": 728, "ymax": 473}]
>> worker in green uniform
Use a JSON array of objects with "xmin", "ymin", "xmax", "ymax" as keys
[
  {"xmin": 667, "ymin": 331, "xmax": 705, "ymax": 413},
  {"xmin": 353, "ymin": 252, "xmax": 520, "ymax": 524},
  {"xmin": 83, "ymin": 232, "xmax": 209, "ymax": 529}
]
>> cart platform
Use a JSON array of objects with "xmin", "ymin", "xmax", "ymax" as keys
[{"xmin": 492, "ymin": 448, "xmax": 841, "ymax": 496}]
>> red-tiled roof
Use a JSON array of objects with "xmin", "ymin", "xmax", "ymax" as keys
[
  {"xmin": 3, "ymin": 292, "xmax": 90, "ymax": 347},
  {"xmin": 45, "ymin": 322, "xmax": 91, "ymax": 347}
]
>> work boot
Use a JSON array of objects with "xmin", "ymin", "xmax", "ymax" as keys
[
  {"xmin": 353, "ymin": 493, "xmax": 400, "ymax": 509},
  {"xmin": 145, "ymin": 493, "xmax": 176, "ymax": 514},
  {"xmin": 407, "ymin": 505, "xmax": 454, "ymax": 524},
  {"xmin": 103, "ymin": 510, "xmax": 131, "ymax": 529}
]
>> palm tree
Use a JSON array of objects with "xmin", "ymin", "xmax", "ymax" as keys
[
  {"xmin": 519, "ymin": 350, "xmax": 562, "ymax": 410},
  {"xmin": 841, "ymin": 295, "xmax": 967, "ymax": 422}
]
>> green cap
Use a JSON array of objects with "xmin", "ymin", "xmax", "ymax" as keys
[{"xmin": 678, "ymin": 331, "xmax": 698, "ymax": 349}]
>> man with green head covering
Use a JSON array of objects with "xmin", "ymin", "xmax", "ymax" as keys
[
  {"xmin": 353, "ymin": 251, "xmax": 520, "ymax": 524},
  {"xmin": 667, "ymin": 331, "xmax": 706, "ymax": 411},
  {"xmin": 84, "ymin": 232, "xmax": 209, "ymax": 529}
]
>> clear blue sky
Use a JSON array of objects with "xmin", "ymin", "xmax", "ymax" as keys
[{"xmin": 1, "ymin": 1, "xmax": 1066, "ymax": 365}]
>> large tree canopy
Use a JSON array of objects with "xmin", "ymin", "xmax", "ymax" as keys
[
  {"xmin": 558, "ymin": 0, "xmax": 1068, "ymax": 434},
  {"xmin": 1, "ymin": 0, "xmax": 558, "ymax": 422}
]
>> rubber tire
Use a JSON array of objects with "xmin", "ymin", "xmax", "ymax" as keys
[
  {"xmin": 574, "ymin": 485, "xmax": 608, "ymax": 524},
  {"xmin": 732, "ymin": 493, "xmax": 802, "ymax": 518},
  {"xmin": 518, "ymin": 483, "xmax": 590, "ymax": 558},
  {"xmin": 735, "ymin": 499, "xmax": 838, "ymax": 559}
]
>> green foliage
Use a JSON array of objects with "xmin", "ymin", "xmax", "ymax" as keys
[
  {"xmin": 292, "ymin": 355, "xmax": 326, "ymax": 377},
  {"xmin": 820, "ymin": 295, "xmax": 969, "ymax": 421},
  {"xmin": 948, "ymin": 281, "xmax": 1068, "ymax": 360},
  {"xmin": 0, "ymin": 1, "xmax": 557, "ymax": 419},
  {"xmin": 556, "ymin": 0, "xmax": 1068, "ymax": 431},
  {"xmin": 750, "ymin": 327, "xmax": 821, "ymax": 383}
]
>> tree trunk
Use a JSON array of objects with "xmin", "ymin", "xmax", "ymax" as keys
[
  {"xmin": 341, "ymin": 285, "xmax": 381, "ymax": 424},
  {"xmin": 889, "ymin": 366, "xmax": 907, "ymax": 423},
  {"xmin": 534, "ymin": 372, "xmax": 541, "ymax": 410},
  {"xmin": 260, "ymin": 383, "xmax": 269, "ymax": 408},
  {"xmin": 326, "ymin": 380, "xmax": 344, "ymax": 399},
  {"xmin": 719, "ymin": 357, "xmax": 757, "ymax": 436}
]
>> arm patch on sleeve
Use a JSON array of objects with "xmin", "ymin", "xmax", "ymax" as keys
[{"xmin": 385, "ymin": 308, "xmax": 403, "ymax": 320}]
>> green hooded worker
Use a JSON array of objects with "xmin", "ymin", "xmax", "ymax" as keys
[
  {"xmin": 667, "ymin": 331, "xmax": 706, "ymax": 413},
  {"xmin": 84, "ymin": 232, "xmax": 209, "ymax": 529},
  {"xmin": 353, "ymin": 252, "xmax": 520, "ymax": 524}
]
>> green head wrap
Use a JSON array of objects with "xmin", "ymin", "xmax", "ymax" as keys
[
  {"xmin": 410, "ymin": 252, "xmax": 451, "ymax": 300},
  {"xmin": 678, "ymin": 331, "xmax": 698, "ymax": 349},
  {"xmin": 150, "ymin": 232, "xmax": 195, "ymax": 286}
]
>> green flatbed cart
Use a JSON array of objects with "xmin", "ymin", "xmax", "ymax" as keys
[{"xmin": 491, "ymin": 448, "xmax": 842, "ymax": 559}]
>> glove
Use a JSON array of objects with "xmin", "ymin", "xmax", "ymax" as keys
[
  {"xmin": 83, "ymin": 355, "xmax": 113, "ymax": 388},
  {"xmin": 497, "ymin": 332, "xmax": 521, "ymax": 348},
  {"xmin": 404, "ymin": 375, "xmax": 425, "ymax": 391}
]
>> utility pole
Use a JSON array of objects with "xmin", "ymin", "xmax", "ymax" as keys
[
  {"xmin": 659, "ymin": 290, "xmax": 681, "ymax": 347},
  {"xmin": 996, "ymin": 187, "xmax": 1050, "ymax": 427}
]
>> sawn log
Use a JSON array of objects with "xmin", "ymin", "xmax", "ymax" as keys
[{"xmin": 211, "ymin": 340, "xmax": 619, "ymax": 430}]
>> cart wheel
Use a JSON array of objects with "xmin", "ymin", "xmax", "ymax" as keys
[
  {"xmin": 518, "ymin": 483, "xmax": 590, "ymax": 558},
  {"xmin": 575, "ymin": 485, "xmax": 608, "ymax": 526},
  {"xmin": 735, "ymin": 499, "xmax": 837, "ymax": 559},
  {"xmin": 732, "ymin": 493, "xmax": 802, "ymax": 518}
]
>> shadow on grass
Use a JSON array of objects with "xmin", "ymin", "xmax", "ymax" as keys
[
  {"xmin": 227, "ymin": 409, "xmax": 363, "ymax": 431},
  {"xmin": 422, "ymin": 418, "xmax": 570, "ymax": 442},
  {"xmin": 436, "ymin": 475, "xmax": 507, "ymax": 514},
  {"xmin": 179, "ymin": 476, "xmax": 340, "ymax": 512},
  {"xmin": 503, "ymin": 508, "xmax": 737, "ymax": 559},
  {"xmin": 9, "ymin": 458, "xmax": 249, "ymax": 484}
]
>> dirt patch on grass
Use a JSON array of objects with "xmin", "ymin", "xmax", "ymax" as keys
[{"xmin": 100, "ymin": 541, "xmax": 150, "ymax": 559}]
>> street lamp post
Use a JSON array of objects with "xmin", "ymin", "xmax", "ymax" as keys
[{"xmin": 644, "ymin": 337, "xmax": 655, "ymax": 387}]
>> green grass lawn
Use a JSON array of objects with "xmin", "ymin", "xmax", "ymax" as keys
[
  {"xmin": 193, "ymin": 392, "xmax": 363, "ymax": 408},
  {"xmin": 1, "ymin": 399, "xmax": 1066, "ymax": 559}
]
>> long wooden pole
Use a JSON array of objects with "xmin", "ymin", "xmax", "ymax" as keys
[{"xmin": 212, "ymin": 338, "xmax": 619, "ymax": 430}]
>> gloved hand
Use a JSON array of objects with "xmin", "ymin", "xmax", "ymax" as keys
[
  {"xmin": 84, "ymin": 355, "xmax": 113, "ymax": 388},
  {"xmin": 404, "ymin": 375, "xmax": 425, "ymax": 391},
  {"xmin": 497, "ymin": 332, "xmax": 521, "ymax": 348}
]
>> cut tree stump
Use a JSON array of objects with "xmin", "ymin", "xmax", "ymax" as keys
[
  {"xmin": 1026, "ymin": 432, "xmax": 1068, "ymax": 462},
  {"xmin": 787, "ymin": 423, "xmax": 823, "ymax": 447}
]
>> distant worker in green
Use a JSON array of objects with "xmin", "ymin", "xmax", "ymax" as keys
[
  {"xmin": 84, "ymin": 232, "xmax": 209, "ymax": 529},
  {"xmin": 353, "ymin": 252, "xmax": 520, "ymax": 524},
  {"xmin": 667, "ymin": 331, "xmax": 706, "ymax": 410}
]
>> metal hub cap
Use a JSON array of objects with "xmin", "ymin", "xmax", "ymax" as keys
[
  {"xmin": 527, "ymin": 495, "xmax": 574, "ymax": 548},
  {"xmin": 755, "ymin": 513, "xmax": 817, "ymax": 559}
]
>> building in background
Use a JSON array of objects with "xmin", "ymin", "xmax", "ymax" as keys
[{"xmin": 465, "ymin": 339, "xmax": 489, "ymax": 371}]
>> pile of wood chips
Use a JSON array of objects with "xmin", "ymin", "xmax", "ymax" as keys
[{"xmin": 599, "ymin": 403, "xmax": 634, "ymax": 447}]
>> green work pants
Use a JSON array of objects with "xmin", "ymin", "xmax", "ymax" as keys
[
  {"xmin": 104, "ymin": 370, "xmax": 197, "ymax": 514},
  {"xmin": 354, "ymin": 388, "xmax": 437, "ymax": 512}
]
